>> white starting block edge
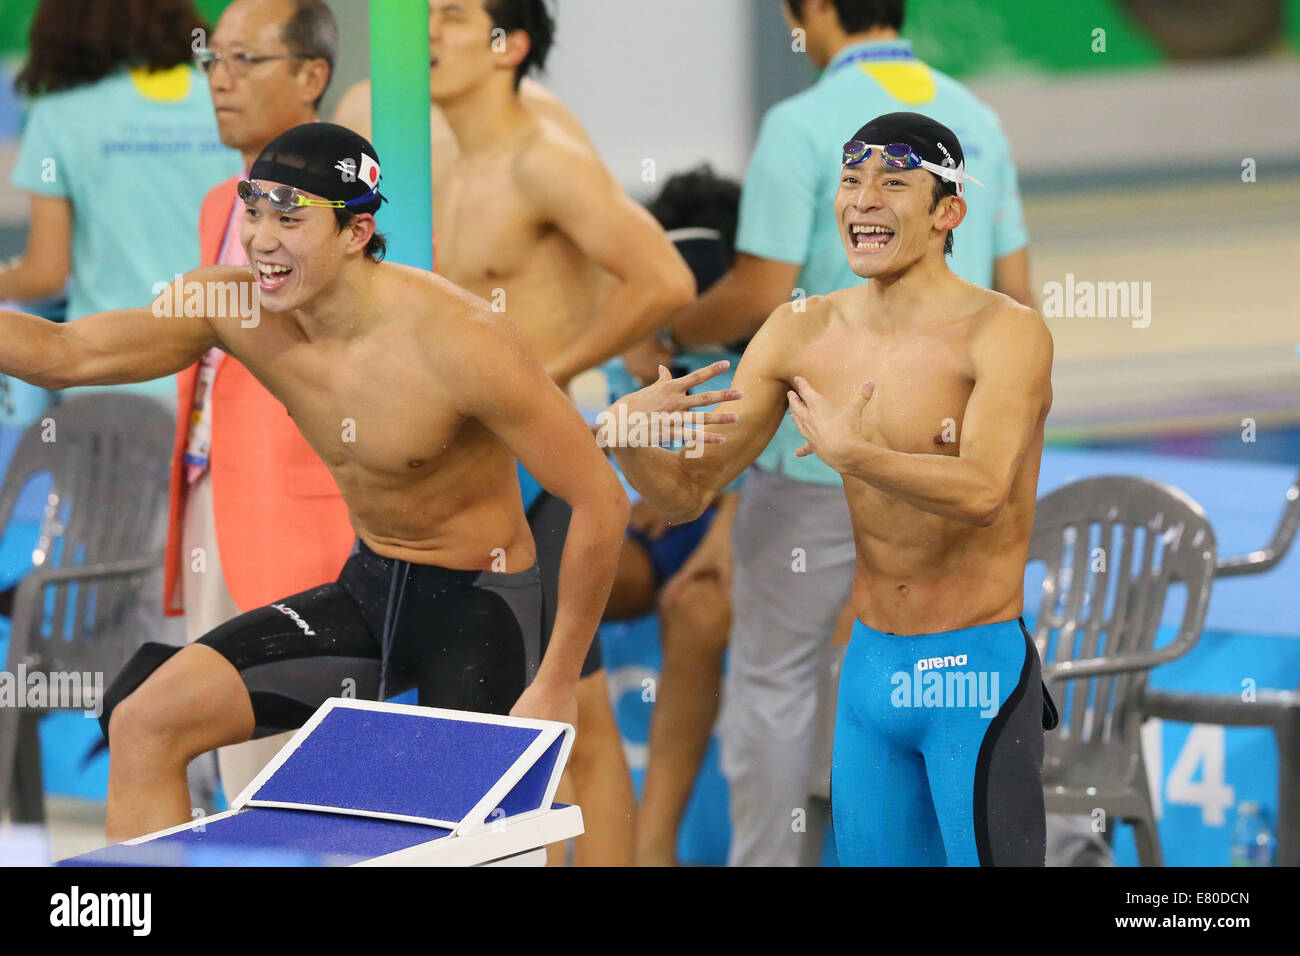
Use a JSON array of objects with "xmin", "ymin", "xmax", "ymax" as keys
[
  {"xmin": 232, "ymin": 697, "xmax": 576, "ymax": 835},
  {"xmin": 96, "ymin": 804, "xmax": 585, "ymax": 867},
  {"xmin": 360, "ymin": 804, "xmax": 584, "ymax": 866}
]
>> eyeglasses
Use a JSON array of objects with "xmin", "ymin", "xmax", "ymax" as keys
[
  {"xmin": 237, "ymin": 180, "xmax": 376, "ymax": 213},
  {"xmin": 841, "ymin": 141, "xmax": 985, "ymax": 197},
  {"xmin": 194, "ymin": 48, "xmax": 313, "ymax": 77}
]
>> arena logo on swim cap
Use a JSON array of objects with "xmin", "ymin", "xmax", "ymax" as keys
[{"xmin": 151, "ymin": 273, "xmax": 260, "ymax": 329}]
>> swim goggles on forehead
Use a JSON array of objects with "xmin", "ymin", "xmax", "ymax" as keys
[
  {"xmin": 237, "ymin": 179, "xmax": 378, "ymax": 212},
  {"xmin": 841, "ymin": 141, "xmax": 985, "ymax": 197}
]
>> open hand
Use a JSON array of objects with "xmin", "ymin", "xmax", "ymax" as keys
[{"xmin": 601, "ymin": 361, "xmax": 743, "ymax": 452}]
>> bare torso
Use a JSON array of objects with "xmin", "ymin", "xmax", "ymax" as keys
[
  {"xmin": 209, "ymin": 263, "xmax": 536, "ymax": 571},
  {"xmin": 335, "ymin": 79, "xmax": 610, "ymax": 388},
  {"xmin": 774, "ymin": 288, "xmax": 1048, "ymax": 634},
  {"xmin": 432, "ymin": 116, "xmax": 600, "ymax": 387}
]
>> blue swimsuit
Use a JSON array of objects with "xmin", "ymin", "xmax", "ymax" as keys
[{"xmin": 832, "ymin": 617, "xmax": 1056, "ymax": 866}]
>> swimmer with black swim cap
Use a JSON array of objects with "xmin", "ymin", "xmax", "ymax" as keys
[
  {"xmin": 335, "ymin": 0, "xmax": 698, "ymax": 867},
  {"xmin": 607, "ymin": 110, "xmax": 1057, "ymax": 866},
  {"xmin": 839, "ymin": 111, "xmax": 983, "ymax": 263},
  {"xmin": 237, "ymin": 122, "xmax": 387, "ymax": 301},
  {"xmin": 0, "ymin": 121, "xmax": 630, "ymax": 842}
]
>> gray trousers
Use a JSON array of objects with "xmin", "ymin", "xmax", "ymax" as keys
[{"xmin": 721, "ymin": 467, "xmax": 854, "ymax": 866}]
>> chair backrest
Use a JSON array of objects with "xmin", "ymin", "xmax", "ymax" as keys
[
  {"xmin": 1027, "ymin": 475, "xmax": 1217, "ymax": 786},
  {"xmin": 0, "ymin": 395, "xmax": 174, "ymax": 680}
]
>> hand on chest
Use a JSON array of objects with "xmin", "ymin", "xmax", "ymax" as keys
[{"xmin": 800, "ymin": 350, "xmax": 972, "ymax": 455}]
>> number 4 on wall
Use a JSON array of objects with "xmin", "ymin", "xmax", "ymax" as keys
[{"xmin": 1142, "ymin": 718, "xmax": 1236, "ymax": 825}]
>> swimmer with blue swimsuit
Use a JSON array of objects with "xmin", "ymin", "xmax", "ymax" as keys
[{"xmin": 605, "ymin": 112, "xmax": 1057, "ymax": 866}]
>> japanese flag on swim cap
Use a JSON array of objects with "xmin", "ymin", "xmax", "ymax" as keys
[
  {"xmin": 249, "ymin": 122, "xmax": 387, "ymax": 215},
  {"xmin": 849, "ymin": 111, "xmax": 967, "ymax": 197}
]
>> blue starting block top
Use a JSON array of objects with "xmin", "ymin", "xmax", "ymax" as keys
[
  {"xmin": 59, "ymin": 699, "xmax": 580, "ymax": 867},
  {"xmin": 242, "ymin": 701, "xmax": 567, "ymax": 830}
]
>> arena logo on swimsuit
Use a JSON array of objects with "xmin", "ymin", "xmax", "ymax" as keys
[
  {"xmin": 271, "ymin": 603, "xmax": 317, "ymax": 636},
  {"xmin": 915, "ymin": 654, "xmax": 967, "ymax": 672}
]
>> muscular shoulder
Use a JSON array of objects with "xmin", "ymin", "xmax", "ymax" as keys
[
  {"xmin": 742, "ymin": 294, "xmax": 837, "ymax": 377},
  {"xmin": 185, "ymin": 263, "xmax": 255, "ymax": 284},
  {"xmin": 968, "ymin": 290, "xmax": 1053, "ymax": 384},
  {"xmin": 512, "ymin": 119, "xmax": 614, "ymax": 202},
  {"xmin": 518, "ymin": 79, "xmax": 595, "ymax": 148},
  {"xmin": 382, "ymin": 262, "xmax": 485, "ymax": 326},
  {"xmin": 380, "ymin": 264, "xmax": 532, "ymax": 369},
  {"xmin": 137, "ymin": 265, "xmax": 254, "ymax": 350},
  {"xmin": 761, "ymin": 292, "xmax": 840, "ymax": 339},
  {"xmin": 178, "ymin": 265, "xmax": 259, "ymax": 313},
  {"xmin": 971, "ymin": 291, "xmax": 1050, "ymax": 353}
]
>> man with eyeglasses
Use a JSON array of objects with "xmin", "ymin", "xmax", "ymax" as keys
[
  {"xmin": 168, "ymin": 0, "xmax": 351, "ymax": 804},
  {"xmin": 607, "ymin": 112, "xmax": 1055, "ymax": 866}
]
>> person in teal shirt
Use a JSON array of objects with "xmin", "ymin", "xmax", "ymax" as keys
[
  {"xmin": 653, "ymin": 0, "xmax": 1037, "ymax": 867},
  {"xmin": 2, "ymin": 0, "xmax": 241, "ymax": 408}
]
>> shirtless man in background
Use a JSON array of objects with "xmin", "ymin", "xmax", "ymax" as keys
[
  {"xmin": 335, "ymin": 0, "xmax": 694, "ymax": 866},
  {"xmin": 0, "ymin": 123, "xmax": 628, "ymax": 842}
]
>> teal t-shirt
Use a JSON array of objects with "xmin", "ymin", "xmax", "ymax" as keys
[
  {"xmin": 10, "ymin": 66, "xmax": 241, "ymax": 404},
  {"xmin": 735, "ymin": 39, "xmax": 1029, "ymax": 485}
]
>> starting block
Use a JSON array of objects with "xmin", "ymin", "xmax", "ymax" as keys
[{"xmin": 60, "ymin": 698, "xmax": 583, "ymax": 866}]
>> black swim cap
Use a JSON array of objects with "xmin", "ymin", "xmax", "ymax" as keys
[
  {"xmin": 250, "ymin": 122, "xmax": 387, "ymax": 215},
  {"xmin": 849, "ymin": 112, "xmax": 965, "ymax": 196}
]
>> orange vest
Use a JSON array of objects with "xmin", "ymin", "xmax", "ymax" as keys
[{"xmin": 162, "ymin": 176, "xmax": 355, "ymax": 616}]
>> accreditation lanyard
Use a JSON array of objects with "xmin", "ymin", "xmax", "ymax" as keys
[{"xmin": 826, "ymin": 43, "xmax": 917, "ymax": 75}]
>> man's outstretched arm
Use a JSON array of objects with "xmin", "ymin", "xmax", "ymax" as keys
[
  {"xmin": 606, "ymin": 302, "xmax": 796, "ymax": 523},
  {"xmin": 0, "ymin": 267, "xmax": 224, "ymax": 389},
  {"xmin": 437, "ymin": 303, "xmax": 630, "ymax": 724}
]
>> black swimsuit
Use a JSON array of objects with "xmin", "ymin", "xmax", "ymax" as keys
[{"xmin": 100, "ymin": 540, "xmax": 543, "ymax": 740}]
